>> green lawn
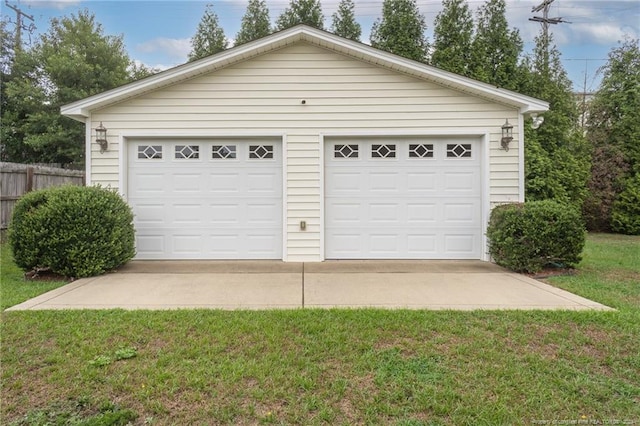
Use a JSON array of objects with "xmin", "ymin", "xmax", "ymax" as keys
[{"xmin": 1, "ymin": 235, "xmax": 639, "ymax": 425}]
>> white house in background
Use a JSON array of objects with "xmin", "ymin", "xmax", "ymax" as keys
[{"xmin": 61, "ymin": 25, "xmax": 548, "ymax": 262}]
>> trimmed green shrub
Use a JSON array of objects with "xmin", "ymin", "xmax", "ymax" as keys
[
  {"xmin": 611, "ymin": 173, "xmax": 640, "ymax": 235},
  {"xmin": 9, "ymin": 185, "xmax": 135, "ymax": 278},
  {"xmin": 486, "ymin": 200, "xmax": 585, "ymax": 273}
]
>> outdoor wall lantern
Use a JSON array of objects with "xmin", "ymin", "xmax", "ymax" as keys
[
  {"xmin": 501, "ymin": 119, "xmax": 514, "ymax": 151},
  {"xmin": 95, "ymin": 122, "xmax": 108, "ymax": 153}
]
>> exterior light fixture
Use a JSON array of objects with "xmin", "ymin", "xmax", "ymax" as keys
[
  {"xmin": 95, "ymin": 122, "xmax": 108, "ymax": 153},
  {"xmin": 531, "ymin": 113, "xmax": 545, "ymax": 129},
  {"xmin": 501, "ymin": 119, "xmax": 514, "ymax": 151}
]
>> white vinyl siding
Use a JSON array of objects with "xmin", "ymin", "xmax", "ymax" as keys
[{"xmin": 89, "ymin": 42, "xmax": 520, "ymax": 261}]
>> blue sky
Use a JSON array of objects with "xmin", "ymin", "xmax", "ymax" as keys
[{"xmin": 3, "ymin": 0, "xmax": 639, "ymax": 93}]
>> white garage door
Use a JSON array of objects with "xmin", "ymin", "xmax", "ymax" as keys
[
  {"xmin": 127, "ymin": 139, "xmax": 282, "ymax": 259},
  {"xmin": 325, "ymin": 138, "xmax": 483, "ymax": 259}
]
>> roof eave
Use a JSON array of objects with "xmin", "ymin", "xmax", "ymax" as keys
[{"xmin": 60, "ymin": 25, "xmax": 549, "ymax": 119}]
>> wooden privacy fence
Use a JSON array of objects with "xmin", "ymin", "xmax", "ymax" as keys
[{"xmin": 0, "ymin": 162, "xmax": 85, "ymax": 229}]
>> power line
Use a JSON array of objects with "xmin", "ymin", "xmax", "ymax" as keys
[{"xmin": 4, "ymin": 0, "xmax": 35, "ymax": 50}]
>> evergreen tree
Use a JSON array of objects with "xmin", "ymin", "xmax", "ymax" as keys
[
  {"xmin": 189, "ymin": 3, "xmax": 228, "ymax": 61},
  {"xmin": 519, "ymin": 32, "xmax": 589, "ymax": 209},
  {"xmin": 431, "ymin": 0, "xmax": 473, "ymax": 76},
  {"xmin": 331, "ymin": 0, "xmax": 361, "ymax": 41},
  {"xmin": 370, "ymin": 0, "xmax": 428, "ymax": 62},
  {"xmin": 235, "ymin": 0, "xmax": 271, "ymax": 46},
  {"xmin": 276, "ymin": 0, "xmax": 324, "ymax": 31},
  {"xmin": 470, "ymin": 0, "xmax": 522, "ymax": 90},
  {"xmin": 587, "ymin": 39, "xmax": 640, "ymax": 174},
  {"xmin": 1, "ymin": 10, "xmax": 131, "ymax": 166},
  {"xmin": 583, "ymin": 38, "xmax": 640, "ymax": 230}
]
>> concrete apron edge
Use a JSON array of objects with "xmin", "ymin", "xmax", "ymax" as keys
[{"xmin": 3, "ymin": 269, "xmax": 615, "ymax": 312}]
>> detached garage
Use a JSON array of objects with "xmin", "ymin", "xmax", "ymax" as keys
[{"xmin": 61, "ymin": 25, "xmax": 548, "ymax": 262}]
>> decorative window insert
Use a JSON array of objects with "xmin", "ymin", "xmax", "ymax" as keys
[
  {"xmin": 138, "ymin": 145, "xmax": 162, "ymax": 159},
  {"xmin": 446, "ymin": 144, "xmax": 472, "ymax": 158},
  {"xmin": 371, "ymin": 144, "xmax": 396, "ymax": 158},
  {"xmin": 249, "ymin": 145, "xmax": 273, "ymax": 159},
  {"xmin": 334, "ymin": 144, "xmax": 358, "ymax": 158},
  {"xmin": 212, "ymin": 145, "xmax": 236, "ymax": 159},
  {"xmin": 175, "ymin": 145, "xmax": 200, "ymax": 159},
  {"xmin": 409, "ymin": 144, "xmax": 434, "ymax": 158}
]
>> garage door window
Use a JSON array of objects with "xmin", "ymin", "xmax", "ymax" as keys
[
  {"xmin": 409, "ymin": 144, "xmax": 434, "ymax": 158},
  {"xmin": 334, "ymin": 144, "xmax": 358, "ymax": 158},
  {"xmin": 212, "ymin": 145, "xmax": 236, "ymax": 159},
  {"xmin": 371, "ymin": 144, "xmax": 396, "ymax": 158},
  {"xmin": 249, "ymin": 145, "xmax": 273, "ymax": 159},
  {"xmin": 175, "ymin": 145, "xmax": 200, "ymax": 159},
  {"xmin": 446, "ymin": 143, "xmax": 472, "ymax": 158},
  {"xmin": 137, "ymin": 145, "xmax": 163, "ymax": 159}
]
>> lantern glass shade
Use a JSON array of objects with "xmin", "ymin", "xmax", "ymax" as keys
[
  {"xmin": 95, "ymin": 122, "xmax": 108, "ymax": 153},
  {"xmin": 501, "ymin": 119, "xmax": 514, "ymax": 151}
]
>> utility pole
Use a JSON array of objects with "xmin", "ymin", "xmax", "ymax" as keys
[
  {"xmin": 4, "ymin": 0, "xmax": 35, "ymax": 51},
  {"xmin": 529, "ymin": 0, "xmax": 570, "ymax": 73}
]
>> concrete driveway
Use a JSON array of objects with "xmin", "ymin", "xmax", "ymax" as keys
[{"xmin": 6, "ymin": 260, "xmax": 612, "ymax": 311}]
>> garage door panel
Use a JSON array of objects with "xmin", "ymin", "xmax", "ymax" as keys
[
  {"xmin": 209, "ymin": 204, "xmax": 240, "ymax": 224},
  {"xmin": 136, "ymin": 235, "xmax": 165, "ymax": 255},
  {"xmin": 327, "ymin": 171, "xmax": 362, "ymax": 192},
  {"xmin": 209, "ymin": 173, "xmax": 241, "ymax": 193},
  {"xmin": 407, "ymin": 172, "xmax": 437, "ymax": 192},
  {"xmin": 443, "ymin": 202, "xmax": 480, "ymax": 223},
  {"xmin": 369, "ymin": 203, "xmax": 400, "ymax": 222},
  {"xmin": 247, "ymin": 172, "xmax": 280, "ymax": 193},
  {"xmin": 173, "ymin": 234, "xmax": 203, "ymax": 255},
  {"xmin": 407, "ymin": 203, "xmax": 437, "ymax": 223},
  {"xmin": 327, "ymin": 202, "xmax": 361, "ymax": 223},
  {"xmin": 443, "ymin": 234, "xmax": 479, "ymax": 255},
  {"xmin": 369, "ymin": 172, "xmax": 398, "ymax": 191},
  {"xmin": 128, "ymin": 140, "xmax": 282, "ymax": 259},
  {"xmin": 370, "ymin": 234, "xmax": 400, "ymax": 254},
  {"xmin": 246, "ymin": 202, "xmax": 281, "ymax": 225},
  {"xmin": 173, "ymin": 173, "xmax": 203, "ymax": 192},
  {"xmin": 133, "ymin": 173, "xmax": 165, "ymax": 193},
  {"xmin": 325, "ymin": 138, "xmax": 482, "ymax": 259},
  {"xmin": 443, "ymin": 171, "xmax": 480, "ymax": 192},
  {"xmin": 407, "ymin": 235, "xmax": 437, "ymax": 255}
]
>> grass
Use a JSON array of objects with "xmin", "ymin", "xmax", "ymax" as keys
[
  {"xmin": 1, "ymin": 234, "xmax": 639, "ymax": 425},
  {"xmin": 0, "ymin": 245, "xmax": 69, "ymax": 311}
]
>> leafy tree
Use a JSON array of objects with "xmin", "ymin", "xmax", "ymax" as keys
[
  {"xmin": 1, "ymin": 10, "xmax": 131, "ymax": 166},
  {"xmin": 431, "ymin": 0, "xmax": 473, "ymax": 76},
  {"xmin": 189, "ymin": 3, "xmax": 228, "ymax": 61},
  {"xmin": 587, "ymin": 39, "xmax": 640, "ymax": 174},
  {"xmin": 331, "ymin": 0, "xmax": 361, "ymax": 41},
  {"xmin": 370, "ymin": 0, "xmax": 428, "ymax": 62},
  {"xmin": 470, "ymin": 0, "xmax": 522, "ymax": 90},
  {"xmin": 235, "ymin": 0, "xmax": 271, "ymax": 46},
  {"xmin": 519, "ymin": 32, "xmax": 589, "ymax": 209},
  {"xmin": 276, "ymin": 0, "xmax": 324, "ymax": 31},
  {"xmin": 584, "ymin": 38, "xmax": 640, "ymax": 230}
]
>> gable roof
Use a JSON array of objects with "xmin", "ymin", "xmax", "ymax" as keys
[{"xmin": 61, "ymin": 25, "xmax": 548, "ymax": 122}]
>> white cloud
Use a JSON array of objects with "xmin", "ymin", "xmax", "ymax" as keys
[
  {"xmin": 136, "ymin": 37, "xmax": 191, "ymax": 62},
  {"xmin": 22, "ymin": 0, "xmax": 82, "ymax": 10}
]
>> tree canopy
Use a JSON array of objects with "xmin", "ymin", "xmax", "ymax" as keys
[
  {"xmin": 370, "ymin": 0, "xmax": 429, "ymax": 63},
  {"xmin": 431, "ymin": 0, "xmax": 474, "ymax": 76},
  {"xmin": 1, "ymin": 10, "xmax": 133, "ymax": 166},
  {"xmin": 331, "ymin": 0, "xmax": 361, "ymax": 42},
  {"xmin": 470, "ymin": 0, "xmax": 522, "ymax": 90},
  {"xmin": 189, "ymin": 3, "xmax": 228, "ymax": 61},
  {"xmin": 235, "ymin": 0, "xmax": 271, "ymax": 46},
  {"xmin": 276, "ymin": 0, "xmax": 325, "ymax": 31},
  {"xmin": 583, "ymin": 38, "xmax": 640, "ymax": 231}
]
